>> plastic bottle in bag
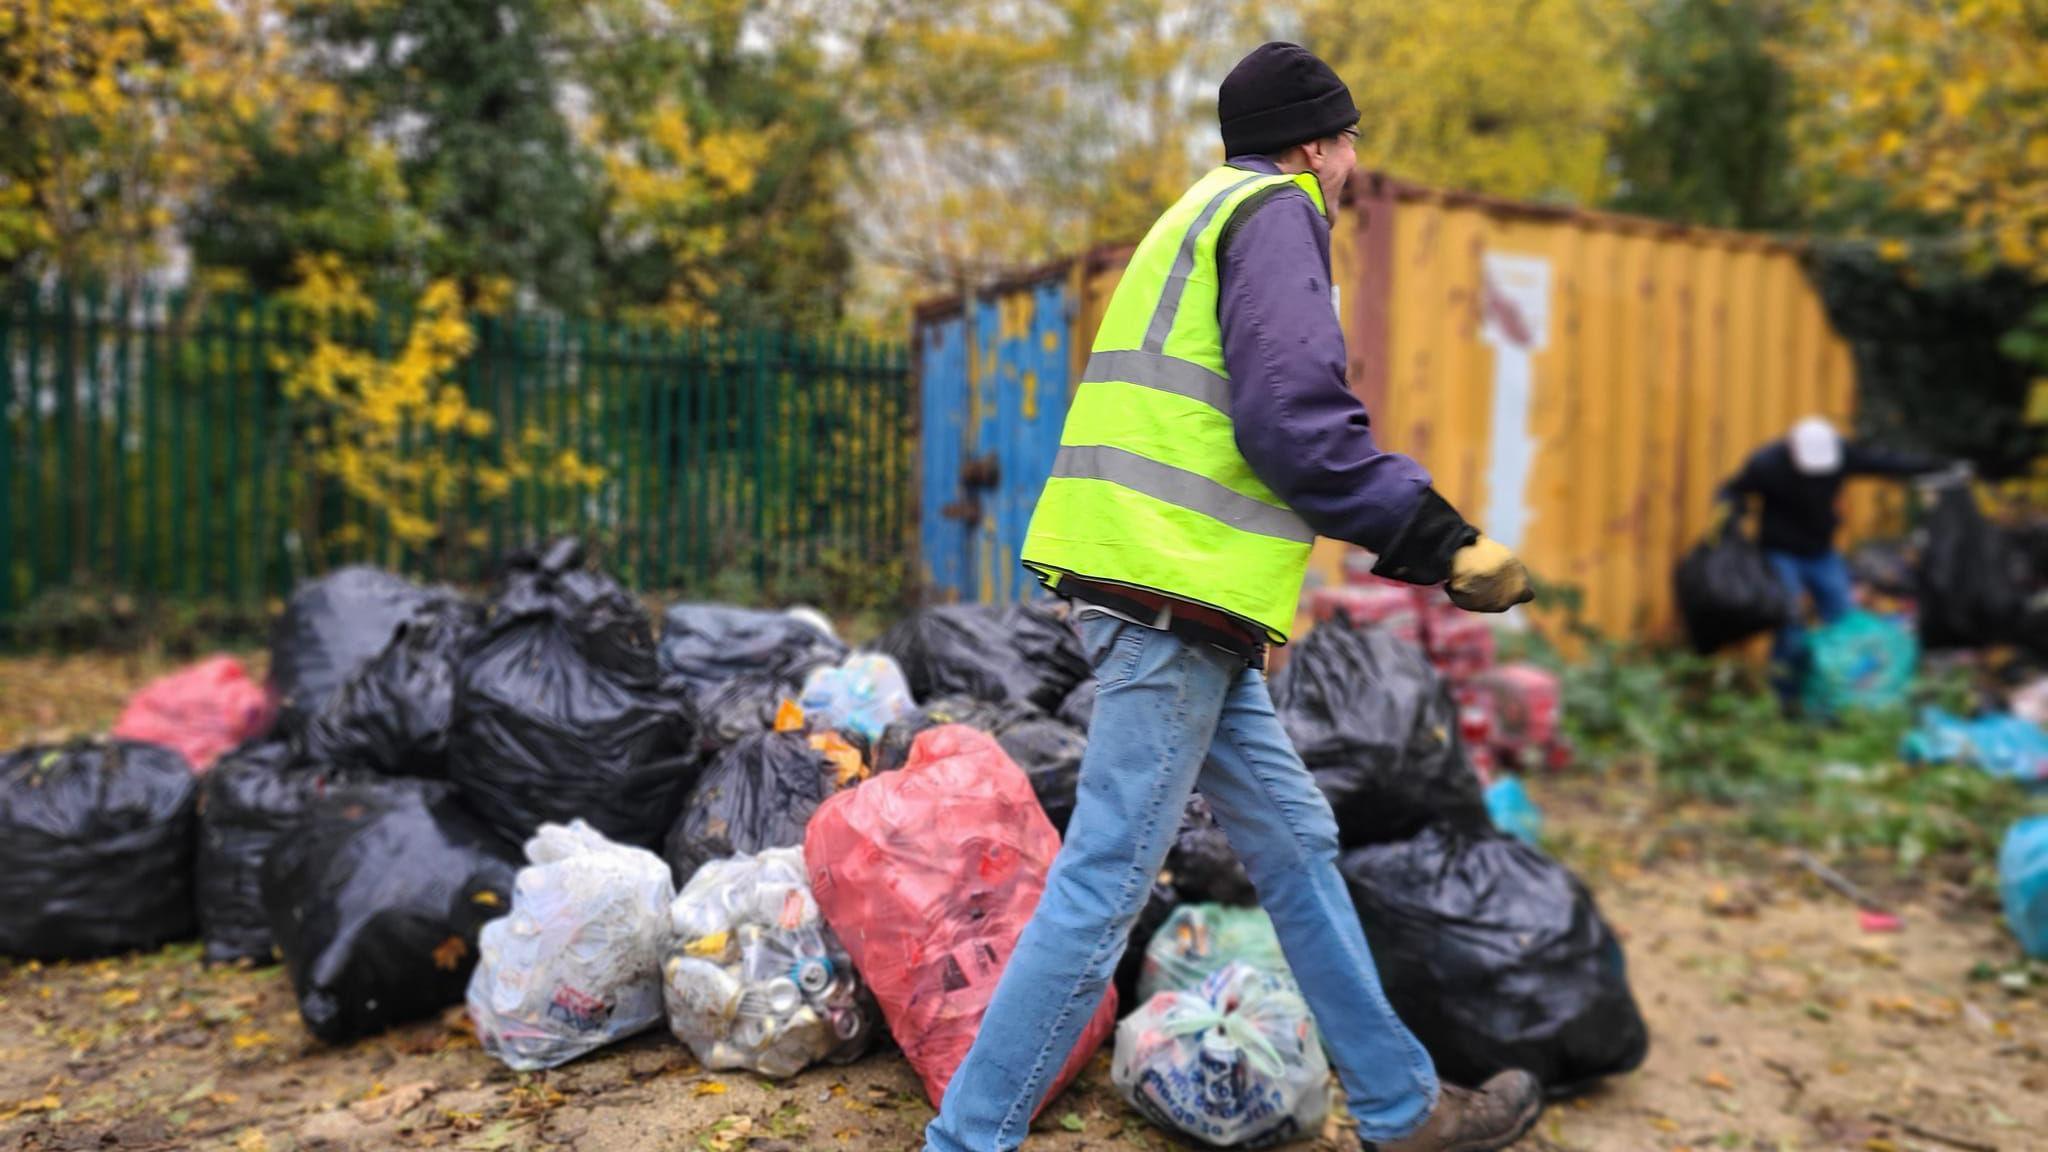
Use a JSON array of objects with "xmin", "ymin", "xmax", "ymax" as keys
[
  {"xmin": 1139, "ymin": 904, "xmax": 1294, "ymax": 1005},
  {"xmin": 1113, "ymin": 962, "xmax": 1329, "ymax": 1149},
  {"xmin": 468, "ymin": 821, "xmax": 676, "ymax": 1070},
  {"xmin": 799, "ymin": 653, "xmax": 915, "ymax": 745},
  {"xmin": 663, "ymin": 847, "xmax": 877, "ymax": 1078}
]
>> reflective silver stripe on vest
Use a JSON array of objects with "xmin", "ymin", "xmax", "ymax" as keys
[
  {"xmin": 1051, "ymin": 444, "xmax": 1313, "ymax": 544},
  {"xmin": 1141, "ymin": 172, "xmax": 1268, "ymax": 354},
  {"xmin": 1080, "ymin": 349, "xmax": 1231, "ymax": 414}
]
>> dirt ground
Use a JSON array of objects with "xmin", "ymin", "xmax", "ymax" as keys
[{"xmin": 2, "ymin": 652, "xmax": 2044, "ymax": 1152}]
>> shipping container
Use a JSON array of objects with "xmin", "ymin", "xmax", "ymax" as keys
[{"xmin": 913, "ymin": 170, "xmax": 1899, "ymax": 639}]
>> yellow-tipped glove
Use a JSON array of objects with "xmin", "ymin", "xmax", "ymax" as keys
[
  {"xmin": 1707, "ymin": 499, "xmax": 1735, "ymax": 538},
  {"xmin": 1447, "ymin": 536, "xmax": 1535, "ymax": 613}
]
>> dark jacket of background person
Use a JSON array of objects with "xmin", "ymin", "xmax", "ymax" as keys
[{"xmin": 1718, "ymin": 440, "xmax": 1946, "ymax": 557}]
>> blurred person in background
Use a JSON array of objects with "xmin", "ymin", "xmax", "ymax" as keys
[
  {"xmin": 923, "ymin": 42, "xmax": 1542, "ymax": 1152},
  {"xmin": 1716, "ymin": 416, "xmax": 1956, "ymax": 703}
]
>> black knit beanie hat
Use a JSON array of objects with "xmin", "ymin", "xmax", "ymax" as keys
[{"xmin": 1218, "ymin": 42, "xmax": 1359, "ymax": 158}]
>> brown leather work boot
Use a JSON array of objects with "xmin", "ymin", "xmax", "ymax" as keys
[{"xmin": 1362, "ymin": 1070, "xmax": 1544, "ymax": 1152}]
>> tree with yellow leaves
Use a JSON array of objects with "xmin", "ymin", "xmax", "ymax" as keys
[
  {"xmin": 278, "ymin": 255, "xmax": 603, "ymax": 562},
  {"xmin": 0, "ymin": 0, "xmax": 345, "ymax": 289},
  {"xmin": 1293, "ymin": 0, "xmax": 1633, "ymax": 203},
  {"xmin": 1779, "ymin": 0, "xmax": 2048, "ymax": 279}
]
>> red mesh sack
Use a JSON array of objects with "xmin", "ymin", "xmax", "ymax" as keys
[
  {"xmin": 112, "ymin": 656, "xmax": 277, "ymax": 773},
  {"xmin": 804, "ymin": 723, "xmax": 1115, "ymax": 1108}
]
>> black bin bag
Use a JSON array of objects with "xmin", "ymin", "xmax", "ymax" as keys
[
  {"xmin": 872, "ymin": 695, "xmax": 1087, "ymax": 834},
  {"xmin": 663, "ymin": 731, "xmax": 838, "ymax": 888},
  {"xmin": 0, "ymin": 740, "xmax": 197, "ymax": 959},
  {"xmin": 1342, "ymin": 827, "xmax": 1649, "ymax": 1095},
  {"xmin": 270, "ymin": 567, "xmax": 448, "ymax": 727},
  {"xmin": 1269, "ymin": 620, "xmax": 1490, "ymax": 848},
  {"xmin": 299, "ymin": 596, "xmax": 480, "ymax": 778},
  {"xmin": 1167, "ymin": 795, "xmax": 1256, "ymax": 906},
  {"xmin": 1918, "ymin": 482, "xmax": 2021, "ymax": 650},
  {"xmin": 198, "ymin": 739, "xmax": 347, "ymax": 965},
  {"xmin": 263, "ymin": 778, "xmax": 517, "ymax": 1044},
  {"xmin": 1674, "ymin": 527, "xmax": 1793, "ymax": 655},
  {"xmin": 871, "ymin": 696, "xmax": 1022, "ymax": 773},
  {"xmin": 658, "ymin": 604, "xmax": 845, "ymax": 751},
  {"xmin": 448, "ymin": 540, "xmax": 700, "ymax": 848},
  {"xmin": 876, "ymin": 602, "xmax": 1089, "ymax": 712}
]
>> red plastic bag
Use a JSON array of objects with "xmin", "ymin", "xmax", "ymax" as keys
[
  {"xmin": 112, "ymin": 656, "xmax": 276, "ymax": 773},
  {"xmin": 804, "ymin": 724, "xmax": 1115, "ymax": 1109}
]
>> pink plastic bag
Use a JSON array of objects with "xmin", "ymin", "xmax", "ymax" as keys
[
  {"xmin": 804, "ymin": 724, "xmax": 1116, "ymax": 1109},
  {"xmin": 111, "ymin": 656, "xmax": 276, "ymax": 773}
]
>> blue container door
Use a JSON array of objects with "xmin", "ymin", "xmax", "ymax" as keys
[
  {"xmin": 916, "ymin": 276, "xmax": 1074, "ymax": 604},
  {"xmin": 973, "ymin": 279, "xmax": 1072, "ymax": 602},
  {"xmin": 917, "ymin": 314, "xmax": 971, "ymax": 601}
]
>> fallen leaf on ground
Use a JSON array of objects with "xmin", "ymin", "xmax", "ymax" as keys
[
  {"xmin": 694, "ymin": 1080, "xmax": 729, "ymax": 1097},
  {"xmin": 0, "ymin": 1094, "xmax": 61, "ymax": 1123},
  {"xmin": 231, "ymin": 1030, "xmax": 276, "ymax": 1050},
  {"xmin": 1701, "ymin": 1070, "xmax": 1735, "ymax": 1093},
  {"xmin": 234, "ymin": 1128, "xmax": 270, "ymax": 1152},
  {"xmin": 703, "ymin": 1114, "xmax": 755, "ymax": 1152},
  {"xmin": 1060, "ymin": 1112, "xmax": 1085, "ymax": 1132},
  {"xmin": 432, "ymin": 936, "xmax": 469, "ymax": 971},
  {"xmin": 351, "ymin": 1080, "xmax": 439, "ymax": 1123}
]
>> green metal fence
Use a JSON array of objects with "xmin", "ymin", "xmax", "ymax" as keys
[{"xmin": 0, "ymin": 283, "xmax": 916, "ymax": 621}]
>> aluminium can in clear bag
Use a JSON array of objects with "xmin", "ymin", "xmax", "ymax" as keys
[
  {"xmin": 799, "ymin": 653, "xmax": 915, "ymax": 745},
  {"xmin": 468, "ymin": 820, "xmax": 676, "ymax": 1071},
  {"xmin": 663, "ymin": 847, "xmax": 877, "ymax": 1078},
  {"xmin": 1113, "ymin": 962, "xmax": 1329, "ymax": 1148},
  {"xmin": 1138, "ymin": 903, "xmax": 1294, "ymax": 1004}
]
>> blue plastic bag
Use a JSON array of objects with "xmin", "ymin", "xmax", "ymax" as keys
[
  {"xmin": 1800, "ymin": 611, "xmax": 1916, "ymax": 718},
  {"xmin": 2000, "ymin": 817, "xmax": 2048, "ymax": 959},
  {"xmin": 1484, "ymin": 777, "xmax": 1543, "ymax": 844},
  {"xmin": 1901, "ymin": 710, "xmax": 2048, "ymax": 786}
]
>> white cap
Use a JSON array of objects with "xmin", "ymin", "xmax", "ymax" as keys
[{"xmin": 1788, "ymin": 417, "xmax": 1842, "ymax": 476}]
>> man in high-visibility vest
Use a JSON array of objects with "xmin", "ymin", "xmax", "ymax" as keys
[{"xmin": 923, "ymin": 43, "xmax": 1540, "ymax": 1152}]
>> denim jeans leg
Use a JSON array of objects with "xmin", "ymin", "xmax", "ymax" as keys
[
  {"xmin": 1808, "ymin": 551, "xmax": 1855, "ymax": 624},
  {"xmin": 1194, "ymin": 664, "xmax": 1439, "ymax": 1143},
  {"xmin": 922, "ymin": 615, "xmax": 1239, "ymax": 1152},
  {"xmin": 1764, "ymin": 550, "xmax": 1810, "ymax": 703}
]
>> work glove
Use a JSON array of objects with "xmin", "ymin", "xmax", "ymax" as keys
[
  {"xmin": 1447, "ymin": 536, "xmax": 1535, "ymax": 614},
  {"xmin": 1707, "ymin": 499, "xmax": 1736, "ymax": 538}
]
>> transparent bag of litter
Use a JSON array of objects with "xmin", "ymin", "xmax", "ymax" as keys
[
  {"xmin": 799, "ymin": 653, "xmax": 915, "ymax": 745},
  {"xmin": 1138, "ymin": 903, "xmax": 1293, "ymax": 1004},
  {"xmin": 468, "ymin": 820, "xmax": 676, "ymax": 1070},
  {"xmin": 663, "ymin": 847, "xmax": 877, "ymax": 1078},
  {"xmin": 1113, "ymin": 962, "xmax": 1329, "ymax": 1149}
]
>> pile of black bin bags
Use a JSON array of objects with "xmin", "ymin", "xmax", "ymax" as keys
[
  {"xmin": 1269, "ymin": 617, "xmax": 1649, "ymax": 1096},
  {"xmin": 0, "ymin": 559, "xmax": 1646, "ymax": 1097}
]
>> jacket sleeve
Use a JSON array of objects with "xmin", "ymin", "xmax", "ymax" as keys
[
  {"xmin": 1844, "ymin": 441, "xmax": 1948, "ymax": 478},
  {"xmin": 1717, "ymin": 453, "xmax": 1761, "ymax": 502},
  {"xmin": 1219, "ymin": 191, "xmax": 1476, "ymax": 583}
]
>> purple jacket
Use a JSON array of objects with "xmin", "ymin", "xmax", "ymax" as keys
[{"xmin": 1217, "ymin": 156, "xmax": 1433, "ymax": 557}]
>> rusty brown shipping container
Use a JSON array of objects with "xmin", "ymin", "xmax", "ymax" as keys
[{"xmin": 916, "ymin": 170, "xmax": 1897, "ymax": 639}]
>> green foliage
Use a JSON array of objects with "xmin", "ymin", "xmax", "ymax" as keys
[
  {"xmin": 1607, "ymin": 0, "xmax": 1798, "ymax": 229},
  {"xmin": 282, "ymin": 0, "xmax": 597, "ymax": 310},
  {"xmin": 1524, "ymin": 583, "xmax": 2043, "ymax": 887},
  {"xmin": 2, "ymin": 584, "xmax": 270, "ymax": 655}
]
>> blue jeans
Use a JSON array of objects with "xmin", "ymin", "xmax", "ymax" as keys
[
  {"xmin": 923, "ymin": 614, "xmax": 1439, "ymax": 1152},
  {"xmin": 1765, "ymin": 550, "xmax": 1854, "ymax": 702}
]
